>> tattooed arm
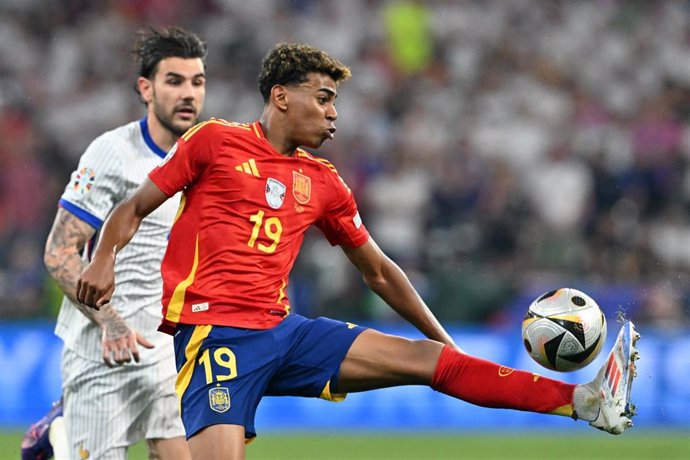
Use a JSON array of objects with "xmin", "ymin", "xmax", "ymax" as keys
[
  {"xmin": 44, "ymin": 208, "xmax": 97, "ymax": 307},
  {"xmin": 44, "ymin": 208, "xmax": 154, "ymax": 366}
]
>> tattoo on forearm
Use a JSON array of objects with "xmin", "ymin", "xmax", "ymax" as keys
[
  {"xmin": 45, "ymin": 211, "xmax": 91, "ymax": 300},
  {"xmin": 45, "ymin": 209, "xmax": 127, "ymax": 329}
]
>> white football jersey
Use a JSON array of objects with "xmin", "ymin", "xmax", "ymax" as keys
[{"xmin": 55, "ymin": 118, "xmax": 179, "ymax": 363}]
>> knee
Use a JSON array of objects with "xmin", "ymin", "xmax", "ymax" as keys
[{"xmin": 399, "ymin": 338, "xmax": 444, "ymax": 382}]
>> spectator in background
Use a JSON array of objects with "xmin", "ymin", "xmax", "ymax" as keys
[
  {"xmin": 363, "ymin": 146, "xmax": 432, "ymax": 267},
  {"xmin": 383, "ymin": 0, "xmax": 434, "ymax": 76},
  {"xmin": 523, "ymin": 141, "xmax": 594, "ymax": 271},
  {"xmin": 0, "ymin": 109, "xmax": 53, "ymax": 317},
  {"xmin": 634, "ymin": 280, "xmax": 690, "ymax": 330}
]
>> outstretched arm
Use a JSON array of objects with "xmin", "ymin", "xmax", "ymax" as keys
[
  {"xmin": 77, "ymin": 178, "xmax": 170, "ymax": 310},
  {"xmin": 341, "ymin": 238, "xmax": 459, "ymax": 350}
]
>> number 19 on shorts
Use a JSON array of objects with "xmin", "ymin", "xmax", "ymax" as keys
[{"xmin": 198, "ymin": 347, "xmax": 238, "ymax": 384}]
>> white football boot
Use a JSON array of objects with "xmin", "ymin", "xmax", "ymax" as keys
[{"xmin": 573, "ymin": 321, "xmax": 640, "ymax": 435}]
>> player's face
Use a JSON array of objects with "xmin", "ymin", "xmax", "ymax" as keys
[
  {"xmin": 285, "ymin": 72, "xmax": 338, "ymax": 149},
  {"xmin": 142, "ymin": 57, "xmax": 206, "ymax": 137}
]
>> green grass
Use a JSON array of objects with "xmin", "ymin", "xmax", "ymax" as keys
[{"xmin": 2, "ymin": 431, "xmax": 688, "ymax": 459}]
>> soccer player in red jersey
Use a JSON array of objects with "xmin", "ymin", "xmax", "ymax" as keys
[{"xmin": 77, "ymin": 43, "xmax": 638, "ymax": 459}]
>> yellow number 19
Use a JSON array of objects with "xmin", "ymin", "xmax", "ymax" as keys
[
  {"xmin": 198, "ymin": 347, "xmax": 237, "ymax": 384},
  {"xmin": 247, "ymin": 210, "xmax": 283, "ymax": 253}
]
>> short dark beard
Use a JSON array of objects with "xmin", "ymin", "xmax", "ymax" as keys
[
  {"xmin": 150, "ymin": 86, "xmax": 197, "ymax": 137},
  {"xmin": 153, "ymin": 104, "xmax": 189, "ymax": 137}
]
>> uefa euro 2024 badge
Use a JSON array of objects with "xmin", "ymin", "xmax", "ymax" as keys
[
  {"xmin": 72, "ymin": 167, "xmax": 96, "ymax": 195},
  {"xmin": 265, "ymin": 178, "xmax": 286, "ymax": 209}
]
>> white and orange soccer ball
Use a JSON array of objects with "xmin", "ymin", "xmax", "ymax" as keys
[{"xmin": 522, "ymin": 288, "xmax": 607, "ymax": 372}]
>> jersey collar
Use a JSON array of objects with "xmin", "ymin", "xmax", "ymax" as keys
[
  {"xmin": 139, "ymin": 117, "xmax": 168, "ymax": 159},
  {"xmin": 251, "ymin": 121, "xmax": 264, "ymax": 140}
]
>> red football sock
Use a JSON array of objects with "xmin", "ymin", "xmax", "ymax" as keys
[{"xmin": 431, "ymin": 345, "xmax": 575, "ymax": 416}]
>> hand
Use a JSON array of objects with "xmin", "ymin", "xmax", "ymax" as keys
[
  {"xmin": 101, "ymin": 319, "xmax": 155, "ymax": 367},
  {"xmin": 77, "ymin": 256, "xmax": 115, "ymax": 310}
]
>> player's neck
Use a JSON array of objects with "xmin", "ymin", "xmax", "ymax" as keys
[
  {"xmin": 258, "ymin": 115, "xmax": 297, "ymax": 157},
  {"xmin": 146, "ymin": 115, "xmax": 177, "ymax": 152}
]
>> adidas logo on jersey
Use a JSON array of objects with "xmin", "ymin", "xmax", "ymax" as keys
[
  {"xmin": 235, "ymin": 158, "xmax": 260, "ymax": 177},
  {"xmin": 192, "ymin": 302, "xmax": 209, "ymax": 313}
]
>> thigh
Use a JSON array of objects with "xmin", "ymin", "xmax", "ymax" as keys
[
  {"xmin": 173, "ymin": 324, "xmax": 278, "ymax": 440},
  {"xmin": 61, "ymin": 348, "xmax": 130, "ymax": 460},
  {"xmin": 187, "ymin": 424, "xmax": 245, "ymax": 460},
  {"xmin": 335, "ymin": 329, "xmax": 444, "ymax": 392},
  {"xmin": 265, "ymin": 315, "xmax": 366, "ymax": 400},
  {"xmin": 143, "ymin": 354, "xmax": 186, "ymax": 441}
]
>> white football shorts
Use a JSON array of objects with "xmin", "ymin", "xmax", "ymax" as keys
[{"xmin": 61, "ymin": 346, "xmax": 185, "ymax": 459}]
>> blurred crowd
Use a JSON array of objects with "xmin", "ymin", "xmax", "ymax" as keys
[{"xmin": 1, "ymin": 0, "xmax": 689, "ymax": 328}]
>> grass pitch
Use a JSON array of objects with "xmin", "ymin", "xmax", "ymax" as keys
[{"xmin": 1, "ymin": 430, "xmax": 687, "ymax": 459}]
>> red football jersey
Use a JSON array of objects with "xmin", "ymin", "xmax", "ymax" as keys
[{"xmin": 149, "ymin": 119, "xmax": 370, "ymax": 333}]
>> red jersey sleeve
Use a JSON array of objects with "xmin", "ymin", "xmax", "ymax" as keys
[
  {"xmin": 148, "ymin": 120, "xmax": 221, "ymax": 196},
  {"xmin": 316, "ymin": 173, "xmax": 369, "ymax": 248}
]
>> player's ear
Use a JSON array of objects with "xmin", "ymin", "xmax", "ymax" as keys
[
  {"xmin": 271, "ymin": 85, "xmax": 288, "ymax": 111},
  {"xmin": 137, "ymin": 76, "xmax": 153, "ymax": 105}
]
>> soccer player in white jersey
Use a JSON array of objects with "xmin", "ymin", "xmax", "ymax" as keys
[{"xmin": 20, "ymin": 26, "xmax": 207, "ymax": 460}]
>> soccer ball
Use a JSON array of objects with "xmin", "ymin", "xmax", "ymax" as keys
[{"xmin": 521, "ymin": 288, "xmax": 607, "ymax": 372}]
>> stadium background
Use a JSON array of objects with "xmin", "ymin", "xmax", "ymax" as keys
[{"xmin": 0, "ymin": 0, "xmax": 688, "ymax": 458}]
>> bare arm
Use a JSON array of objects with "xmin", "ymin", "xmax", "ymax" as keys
[
  {"xmin": 44, "ymin": 209, "xmax": 126, "ymax": 324},
  {"xmin": 44, "ymin": 207, "xmax": 154, "ymax": 365},
  {"xmin": 44, "ymin": 208, "xmax": 97, "ymax": 307},
  {"xmin": 342, "ymin": 239, "xmax": 459, "ymax": 350},
  {"xmin": 77, "ymin": 178, "xmax": 170, "ymax": 309}
]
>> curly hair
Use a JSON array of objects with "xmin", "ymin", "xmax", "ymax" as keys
[
  {"xmin": 258, "ymin": 43, "xmax": 352, "ymax": 102},
  {"xmin": 132, "ymin": 26, "xmax": 207, "ymax": 82}
]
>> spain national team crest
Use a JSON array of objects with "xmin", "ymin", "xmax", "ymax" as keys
[
  {"xmin": 265, "ymin": 178, "xmax": 286, "ymax": 209},
  {"xmin": 292, "ymin": 171, "xmax": 311, "ymax": 204},
  {"xmin": 72, "ymin": 167, "xmax": 95, "ymax": 195},
  {"xmin": 209, "ymin": 386, "xmax": 231, "ymax": 413}
]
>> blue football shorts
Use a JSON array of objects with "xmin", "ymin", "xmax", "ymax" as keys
[{"xmin": 173, "ymin": 313, "xmax": 366, "ymax": 439}]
